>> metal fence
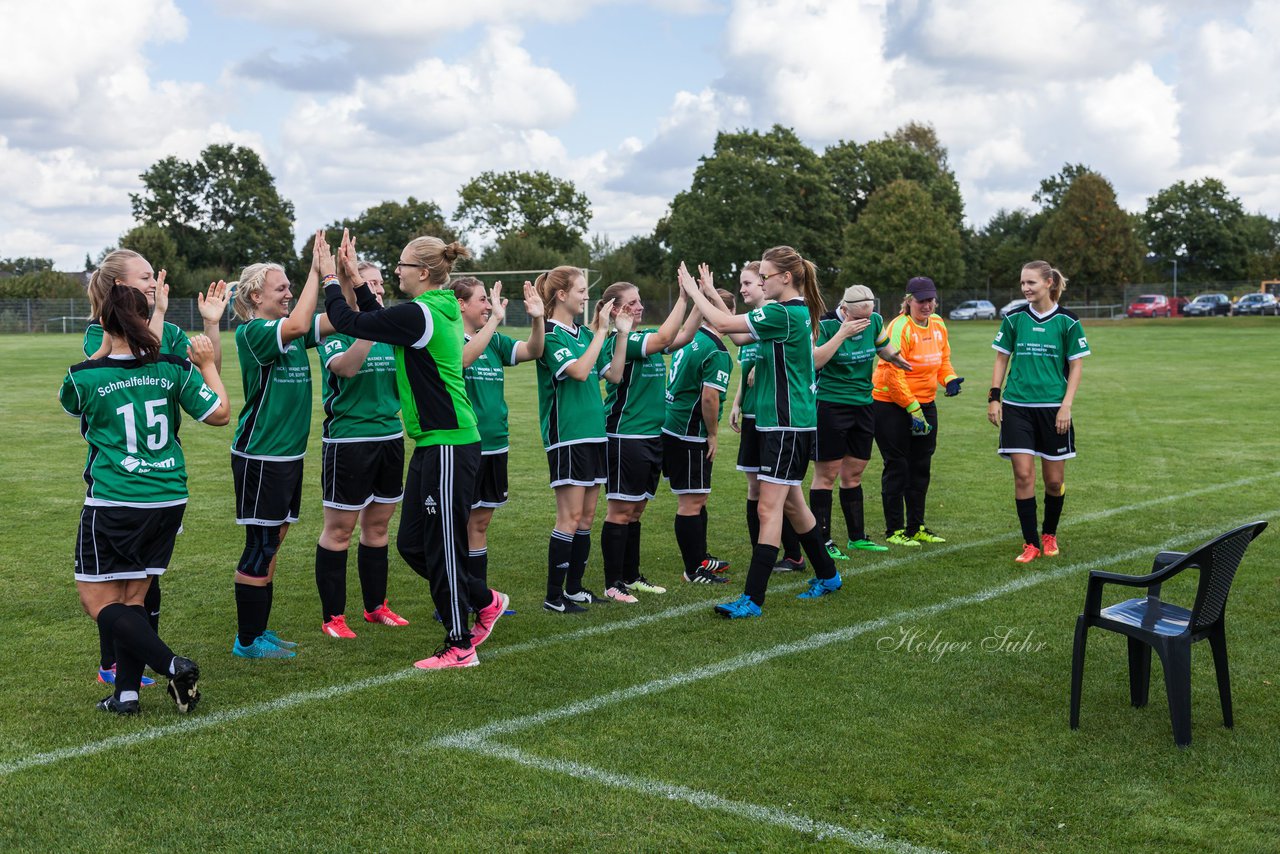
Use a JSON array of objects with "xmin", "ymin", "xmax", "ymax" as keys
[{"xmin": 0, "ymin": 299, "xmax": 237, "ymax": 334}]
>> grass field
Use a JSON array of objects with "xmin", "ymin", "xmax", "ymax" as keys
[{"xmin": 1, "ymin": 317, "xmax": 1277, "ymax": 853}]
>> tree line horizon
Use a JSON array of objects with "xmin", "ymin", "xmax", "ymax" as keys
[{"xmin": 4, "ymin": 122, "xmax": 1277, "ymax": 306}]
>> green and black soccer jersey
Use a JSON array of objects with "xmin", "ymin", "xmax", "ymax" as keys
[
  {"xmin": 323, "ymin": 285, "xmax": 479, "ymax": 448},
  {"xmin": 738, "ymin": 340, "xmax": 760, "ymax": 417},
  {"xmin": 597, "ymin": 329, "xmax": 667, "ymax": 438},
  {"xmin": 815, "ymin": 309, "xmax": 887, "ymax": 406},
  {"xmin": 744, "ymin": 298, "xmax": 817, "ymax": 431},
  {"xmin": 83, "ymin": 321, "xmax": 190, "ymax": 361},
  {"xmin": 464, "ymin": 331, "xmax": 521, "ymax": 453},
  {"xmin": 60, "ymin": 354, "xmax": 222, "ymax": 507},
  {"xmin": 663, "ymin": 327, "xmax": 733, "ymax": 440},
  {"xmin": 536, "ymin": 320, "xmax": 606, "ymax": 449},
  {"xmin": 319, "ymin": 334, "xmax": 402, "ymax": 441},
  {"xmin": 992, "ymin": 305, "xmax": 1090, "ymax": 406},
  {"xmin": 232, "ymin": 316, "xmax": 322, "ymax": 460}
]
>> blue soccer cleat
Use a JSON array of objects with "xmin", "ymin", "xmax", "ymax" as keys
[
  {"xmin": 233, "ymin": 635, "xmax": 296, "ymax": 659},
  {"xmin": 796, "ymin": 572, "xmax": 843, "ymax": 599},
  {"xmin": 97, "ymin": 666, "xmax": 156, "ymax": 688},
  {"xmin": 259, "ymin": 629, "xmax": 298, "ymax": 649},
  {"xmin": 713, "ymin": 594, "xmax": 763, "ymax": 619}
]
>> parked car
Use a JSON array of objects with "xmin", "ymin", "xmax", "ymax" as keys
[
  {"xmin": 999, "ymin": 298, "xmax": 1029, "ymax": 318},
  {"xmin": 949, "ymin": 300, "xmax": 997, "ymax": 320},
  {"xmin": 1126, "ymin": 294, "xmax": 1173, "ymax": 318},
  {"xmin": 1231, "ymin": 292, "xmax": 1279, "ymax": 316},
  {"xmin": 1183, "ymin": 293, "xmax": 1232, "ymax": 317}
]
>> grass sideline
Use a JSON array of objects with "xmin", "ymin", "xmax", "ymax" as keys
[{"xmin": 1, "ymin": 317, "xmax": 1277, "ymax": 852}]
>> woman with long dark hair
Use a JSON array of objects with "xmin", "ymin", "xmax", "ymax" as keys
[{"xmin": 61, "ymin": 285, "xmax": 230, "ymax": 713}]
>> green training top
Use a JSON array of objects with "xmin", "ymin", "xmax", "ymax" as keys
[
  {"xmin": 737, "ymin": 340, "xmax": 760, "ymax": 417},
  {"xmin": 992, "ymin": 305, "xmax": 1090, "ymax": 406},
  {"xmin": 60, "ymin": 354, "xmax": 222, "ymax": 507},
  {"xmin": 396, "ymin": 290, "xmax": 480, "ymax": 447},
  {"xmin": 662, "ymin": 327, "xmax": 732, "ymax": 441},
  {"xmin": 464, "ymin": 331, "xmax": 521, "ymax": 454},
  {"xmin": 84, "ymin": 321, "xmax": 191, "ymax": 361},
  {"xmin": 232, "ymin": 316, "xmax": 321, "ymax": 460},
  {"xmin": 319, "ymin": 334, "xmax": 402, "ymax": 442},
  {"xmin": 815, "ymin": 309, "xmax": 887, "ymax": 406},
  {"xmin": 743, "ymin": 299, "xmax": 817, "ymax": 431},
  {"xmin": 536, "ymin": 320, "xmax": 606, "ymax": 449},
  {"xmin": 597, "ymin": 330, "xmax": 667, "ymax": 438}
]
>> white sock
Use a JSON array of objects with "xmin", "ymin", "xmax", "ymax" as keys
[{"xmin": 118, "ymin": 690, "xmax": 139, "ymax": 703}]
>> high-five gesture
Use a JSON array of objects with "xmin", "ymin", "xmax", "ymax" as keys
[
  {"xmin": 315, "ymin": 230, "xmax": 336, "ymax": 278},
  {"xmin": 676, "ymin": 261, "xmax": 698, "ymax": 297},
  {"xmin": 523, "ymin": 280, "xmax": 544, "ymax": 320},
  {"xmin": 198, "ymin": 280, "xmax": 229, "ymax": 323},
  {"xmin": 488, "ymin": 281, "xmax": 507, "ymax": 326},
  {"xmin": 337, "ymin": 228, "xmax": 361, "ymax": 287},
  {"xmin": 613, "ymin": 305, "xmax": 634, "ymax": 335}
]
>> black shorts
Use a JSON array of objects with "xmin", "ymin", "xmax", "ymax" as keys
[
  {"xmin": 607, "ymin": 436, "xmax": 663, "ymax": 501},
  {"xmin": 662, "ymin": 433, "xmax": 713, "ymax": 494},
  {"xmin": 75, "ymin": 504, "xmax": 185, "ymax": 582},
  {"xmin": 736, "ymin": 416, "xmax": 761, "ymax": 472},
  {"xmin": 232, "ymin": 455, "xmax": 304, "ymax": 526},
  {"xmin": 757, "ymin": 429, "xmax": 813, "ymax": 486},
  {"xmin": 472, "ymin": 452, "xmax": 510, "ymax": 508},
  {"xmin": 998, "ymin": 403, "xmax": 1076, "ymax": 460},
  {"xmin": 547, "ymin": 441, "xmax": 607, "ymax": 488},
  {"xmin": 321, "ymin": 438, "xmax": 405, "ymax": 510},
  {"xmin": 814, "ymin": 401, "xmax": 875, "ymax": 461}
]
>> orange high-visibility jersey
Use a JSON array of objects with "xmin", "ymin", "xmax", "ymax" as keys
[{"xmin": 871, "ymin": 314, "xmax": 958, "ymax": 409}]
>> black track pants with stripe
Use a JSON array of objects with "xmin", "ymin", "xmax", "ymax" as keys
[{"xmin": 397, "ymin": 443, "xmax": 487, "ymax": 644}]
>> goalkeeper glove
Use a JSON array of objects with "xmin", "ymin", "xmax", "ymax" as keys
[{"xmin": 944, "ymin": 377, "xmax": 964, "ymax": 397}]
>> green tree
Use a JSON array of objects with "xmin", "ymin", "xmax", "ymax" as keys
[
  {"xmin": 590, "ymin": 233, "xmax": 669, "ymax": 303},
  {"xmin": 119, "ymin": 225, "xmax": 192, "ymax": 296},
  {"xmin": 0, "ymin": 257, "xmax": 55, "ymax": 275},
  {"xmin": 1142, "ymin": 177, "xmax": 1251, "ymax": 282},
  {"xmin": 455, "ymin": 170, "xmax": 591, "ymax": 255},
  {"xmin": 824, "ymin": 128, "xmax": 964, "ymax": 229},
  {"xmin": 0, "ymin": 270, "xmax": 86, "ymax": 298},
  {"xmin": 839, "ymin": 179, "xmax": 965, "ymax": 293},
  {"xmin": 967, "ymin": 208, "xmax": 1038, "ymax": 295},
  {"xmin": 664, "ymin": 125, "xmax": 842, "ymax": 286},
  {"xmin": 131, "ymin": 143, "xmax": 297, "ymax": 272},
  {"xmin": 1032, "ymin": 163, "xmax": 1093, "ymax": 210},
  {"xmin": 473, "ymin": 233, "xmax": 588, "ymax": 275},
  {"xmin": 298, "ymin": 197, "xmax": 460, "ymax": 285},
  {"xmin": 1034, "ymin": 172, "xmax": 1142, "ymax": 303}
]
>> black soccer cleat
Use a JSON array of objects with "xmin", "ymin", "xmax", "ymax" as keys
[
  {"xmin": 97, "ymin": 695, "xmax": 140, "ymax": 716},
  {"xmin": 702, "ymin": 553, "xmax": 730, "ymax": 573},
  {"xmin": 543, "ymin": 595, "xmax": 588, "ymax": 614},
  {"xmin": 167, "ymin": 656, "xmax": 200, "ymax": 714}
]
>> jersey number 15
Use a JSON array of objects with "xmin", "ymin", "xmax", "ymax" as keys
[{"xmin": 115, "ymin": 399, "xmax": 169, "ymax": 454}]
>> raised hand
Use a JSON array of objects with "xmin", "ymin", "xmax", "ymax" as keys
[
  {"xmin": 337, "ymin": 228, "xmax": 361, "ymax": 286},
  {"xmin": 697, "ymin": 262, "xmax": 715, "ymax": 294},
  {"xmin": 186, "ymin": 334, "xmax": 214, "ymax": 367},
  {"xmin": 593, "ymin": 298, "xmax": 617, "ymax": 332},
  {"xmin": 315, "ymin": 230, "xmax": 336, "ymax": 278},
  {"xmin": 198, "ymin": 280, "xmax": 229, "ymax": 322},
  {"xmin": 614, "ymin": 307, "xmax": 634, "ymax": 335},
  {"xmin": 153, "ymin": 270, "xmax": 169, "ymax": 313},
  {"xmin": 488, "ymin": 281, "xmax": 507, "ymax": 325},
  {"xmin": 523, "ymin": 281, "xmax": 544, "ymax": 319},
  {"xmin": 676, "ymin": 262, "xmax": 698, "ymax": 296}
]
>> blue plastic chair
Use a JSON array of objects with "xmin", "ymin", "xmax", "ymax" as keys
[{"xmin": 1069, "ymin": 521, "xmax": 1267, "ymax": 747}]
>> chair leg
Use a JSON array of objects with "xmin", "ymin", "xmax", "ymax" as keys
[
  {"xmin": 1127, "ymin": 638, "xmax": 1151, "ymax": 708},
  {"xmin": 1208, "ymin": 626, "xmax": 1233, "ymax": 729},
  {"xmin": 1157, "ymin": 641, "xmax": 1193, "ymax": 748},
  {"xmin": 1069, "ymin": 615, "xmax": 1088, "ymax": 729}
]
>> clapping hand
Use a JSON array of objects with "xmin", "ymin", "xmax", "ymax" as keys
[
  {"xmin": 592, "ymin": 298, "xmax": 617, "ymax": 332},
  {"xmin": 198, "ymin": 280, "xmax": 229, "ymax": 323},
  {"xmin": 488, "ymin": 281, "xmax": 507, "ymax": 325},
  {"xmin": 523, "ymin": 281, "xmax": 544, "ymax": 320},
  {"xmin": 676, "ymin": 262, "xmax": 698, "ymax": 297},
  {"xmin": 186, "ymin": 335, "xmax": 215, "ymax": 367},
  {"xmin": 337, "ymin": 228, "xmax": 361, "ymax": 287},
  {"xmin": 153, "ymin": 270, "xmax": 169, "ymax": 314},
  {"xmin": 613, "ymin": 306, "xmax": 634, "ymax": 335},
  {"xmin": 314, "ymin": 230, "xmax": 335, "ymax": 278},
  {"xmin": 697, "ymin": 262, "xmax": 716, "ymax": 294}
]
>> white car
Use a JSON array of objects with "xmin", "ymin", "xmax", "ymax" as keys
[
  {"xmin": 1000, "ymin": 298, "xmax": 1030, "ymax": 318},
  {"xmin": 949, "ymin": 300, "xmax": 997, "ymax": 320}
]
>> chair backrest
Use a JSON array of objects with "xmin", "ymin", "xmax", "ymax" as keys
[{"xmin": 1187, "ymin": 521, "xmax": 1268, "ymax": 630}]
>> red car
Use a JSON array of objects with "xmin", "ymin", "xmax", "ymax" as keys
[{"xmin": 1127, "ymin": 294, "xmax": 1173, "ymax": 318}]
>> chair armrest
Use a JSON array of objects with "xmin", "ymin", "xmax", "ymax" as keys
[
  {"xmin": 1152, "ymin": 550, "xmax": 1186, "ymax": 571},
  {"xmin": 1084, "ymin": 562, "xmax": 1185, "ymax": 616}
]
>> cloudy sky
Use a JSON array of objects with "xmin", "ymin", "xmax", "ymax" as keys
[{"xmin": 3, "ymin": 0, "xmax": 1278, "ymax": 270}]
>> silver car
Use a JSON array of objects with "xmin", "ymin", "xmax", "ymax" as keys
[
  {"xmin": 1000, "ymin": 298, "xmax": 1030, "ymax": 318},
  {"xmin": 949, "ymin": 300, "xmax": 997, "ymax": 320}
]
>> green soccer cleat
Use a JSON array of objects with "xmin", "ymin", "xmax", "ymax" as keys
[
  {"xmin": 911, "ymin": 526, "xmax": 947, "ymax": 544},
  {"xmin": 847, "ymin": 538, "xmax": 890, "ymax": 553},
  {"xmin": 886, "ymin": 530, "xmax": 922, "ymax": 548},
  {"xmin": 825, "ymin": 541, "xmax": 850, "ymax": 561}
]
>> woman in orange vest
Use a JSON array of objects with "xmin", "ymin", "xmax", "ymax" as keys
[{"xmin": 871, "ymin": 277, "xmax": 963, "ymax": 547}]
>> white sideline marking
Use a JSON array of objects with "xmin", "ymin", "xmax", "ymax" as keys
[
  {"xmin": 434, "ymin": 514, "xmax": 1274, "ymax": 748},
  {"xmin": 1, "ymin": 474, "xmax": 1269, "ymax": 778},
  {"xmin": 458, "ymin": 740, "xmax": 946, "ymax": 854}
]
